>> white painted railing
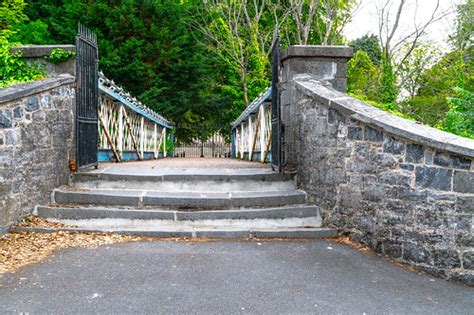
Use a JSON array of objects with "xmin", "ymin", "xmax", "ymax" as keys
[
  {"xmin": 98, "ymin": 73, "xmax": 172, "ymax": 162},
  {"xmin": 231, "ymin": 88, "xmax": 272, "ymax": 162}
]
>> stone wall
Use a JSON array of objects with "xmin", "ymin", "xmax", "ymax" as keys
[
  {"xmin": 280, "ymin": 46, "xmax": 474, "ymax": 285},
  {"xmin": 12, "ymin": 45, "xmax": 76, "ymax": 76},
  {"xmin": 0, "ymin": 75, "xmax": 75, "ymax": 231}
]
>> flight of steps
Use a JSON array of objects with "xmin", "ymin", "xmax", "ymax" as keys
[{"xmin": 21, "ymin": 171, "xmax": 337, "ymax": 239}]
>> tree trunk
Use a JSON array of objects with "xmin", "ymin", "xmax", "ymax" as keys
[{"xmin": 242, "ymin": 67, "xmax": 249, "ymax": 106}]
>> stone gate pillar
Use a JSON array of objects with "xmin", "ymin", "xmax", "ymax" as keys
[{"xmin": 280, "ymin": 45, "xmax": 353, "ymax": 168}]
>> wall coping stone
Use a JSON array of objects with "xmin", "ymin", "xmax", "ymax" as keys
[
  {"xmin": 12, "ymin": 45, "xmax": 76, "ymax": 58},
  {"xmin": 294, "ymin": 74, "xmax": 474, "ymax": 158},
  {"xmin": 0, "ymin": 74, "xmax": 75, "ymax": 105},
  {"xmin": 281, "ymin": 45, "xmax": 353, "ymax": 61}
]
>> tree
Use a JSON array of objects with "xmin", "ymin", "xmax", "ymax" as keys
[
  {"xmin": 449, "ymin": 0, "xmax": 473, "ymax": 53},
  {"xmin": 376, "ymin": 0, "xmax": 450, "ymax": 99},
  {"xmin": 194, "ymin": 0, "xmax": 287, "ymax": 106},
  {"xmin": 0, "ymin": 0, "xmax": 27, "ymax": 36},
  {"xmin": 347, "ymin": 50, "xmax": 381, "ymax": 101},
  {"xmin": 22, "ymin": 0, "xmax": 237, "ymax": 142},
  {"xmin": 349, "ymin": 34, "xmax": 382, "ymax": 65}
]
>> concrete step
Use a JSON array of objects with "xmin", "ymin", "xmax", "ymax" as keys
[
  {"xmin": 52, "ymin": 189, "xmax": 307, "ymax": 209},
  {"xmin": 72, "ymin": 172, "xmax": 296, "ymax": 192},
  {"xmin": 11, "ymin": 225, "xmax": 337, "ymax": 239},
  {"xmin": 37, "ymin": 205, "xmax": 320, "ymax": 221}
]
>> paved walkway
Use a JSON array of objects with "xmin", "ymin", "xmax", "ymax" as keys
[
  {"xmin": 91, "ymin": 158, "xmax": 272, "ymax": 175},
  {"xmin": 1, "ymin": 240, "xmax": 472, "ymax": 314}
]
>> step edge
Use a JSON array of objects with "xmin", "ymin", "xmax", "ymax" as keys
[
  {"xmin": 37, "ymin": 205, "xmax": 320, "ymax": 221},
  {"xmin": 10, "ymin": 226, "xmax": 337, "ymax": 239}
]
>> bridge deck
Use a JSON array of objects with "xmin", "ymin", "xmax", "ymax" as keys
[{"xmin": 85, "ymin": 158, "xmax": 272, "ymax": 176}]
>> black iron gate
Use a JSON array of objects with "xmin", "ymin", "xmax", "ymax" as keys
[
  {"xmin": 271, "ymin": 32, "xmax": 282, "ymax": 173},
  {"xmin": 75, "ymin": 24, "xmax": 99, "ymax": 168}
]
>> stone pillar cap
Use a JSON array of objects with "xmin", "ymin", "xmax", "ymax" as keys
[{"xmin": 281, "ymin": 45, "xmax": 353, "ymax": 61}]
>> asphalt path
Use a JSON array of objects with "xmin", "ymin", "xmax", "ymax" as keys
[{"xmin": 1, "ymin": 239, "xmax": 473, "ymax": 314}]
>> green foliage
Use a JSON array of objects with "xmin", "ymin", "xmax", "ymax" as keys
[
  {"xmin": 449, "ymin": 0, "xmax": 473, "ymax": 52},
  {"xmin": 44, "ymin": 48, "xmax": 76, "ymax": 64},
  {"xmin": 0, "ymin": 0, "xmax": 27, "ymax": 36},
  {"xmin": 10, "ymin": 19, "xmax": 50, "ymax": 44},
  {"xmin": 0, "ymin": 0, "xmax": 46, "ymax": 88},
  {"xmin": 401, "ymin": 50, "xmax": 472, "ymax": 126},
  {"xmin": 436, "ymin": 87, "xmax": 474, "ymax": 139},
  {"xmin": 380, "ymin": 53, "xmax": 398, "ymax": 104},
  {"xmin": 347, "ymin": 50, "xmax": 381, "ymax": 102},
  {"xmin": 160, "ymin": 130, "xmax": 175, "ymax": 155},
  {"xmin": 349, "ymin": 34, "xmax": 382, "ymax": 65}
]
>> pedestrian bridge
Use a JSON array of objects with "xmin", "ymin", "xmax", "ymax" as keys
[{"xmin": 1, "ymin": 38, "xmax": 474, "ymax": 285}]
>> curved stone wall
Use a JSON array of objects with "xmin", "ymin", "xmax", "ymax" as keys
[{"xmin": 284, "ymin": 75, "xmax": 473, "ymax": 285}]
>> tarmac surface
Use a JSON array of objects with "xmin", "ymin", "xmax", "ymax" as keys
[{"xmin": 1, "ymin": 239, "xmax": 473, "ymax": 314}]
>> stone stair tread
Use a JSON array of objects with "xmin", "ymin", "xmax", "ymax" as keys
[
  {"xmin": 53, "ymin": 188, "xmax": 307, "ymax": 208},
  {"xmin": 37, "ymin": 205, "xmax": 321, "ymax": 221},
  {"xmin": 11, "ymin": 225, "xmax": 336, "ymax": 239},
  {"xmin": 55, "ymin": 188, "xmax": 305, "ymax": 197},
  {"xmin": 73, "ymin": 172, "xmax": 295, "ymax": 182}
]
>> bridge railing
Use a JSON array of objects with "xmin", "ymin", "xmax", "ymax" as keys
[
  {"xmin": 98, "ymin": 73, "xmax": 173, "ymax": 162},
  {"xmin": 231, "ymin": 88, "xmax": 272, "ymax": 162}
]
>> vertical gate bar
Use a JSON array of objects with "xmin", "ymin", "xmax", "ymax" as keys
[
  {"xmin": 271, "ymin": 31, "xmax": 281, "ymax": 173},
  {"xmin": 260, "ymin": 105, "xmax": 266, "ymax": 162}
]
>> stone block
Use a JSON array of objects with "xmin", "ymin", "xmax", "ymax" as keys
[
  {"xmin": 383, "ymin": 135, "xmax": 405, "ymax": 155},
  {"xmin": 399, "ymin": 163, "xmax": 414, "ymax": 171},
  {"xmin": 406, "ymin": 144, "xmax": 424, "ymax": 163},
  {"xmin": 456, "ymin": 233, "xmax": 474, "ymax": 247},
  {"xmin": 382, "ymin": 240, "xmax": 402, "ymax": 258},
  {"xmin": 434, "ymin": 249, "xmax": 461, "ymax": 269},
  {"xmin": 462, "ymin": 251, "xmax": 474, "ymax": 270},
  {"xmin": 434, "ymin": 152, "xmax": 451, "ymax": 167},
  {"xmin": 346, "ymin": 160, "xmax": 376, "ymax": 174},
  {"xmin": 0, "ymin": 109, "xmax": 13, "ymax": 128},
  {"xmin": 327, "ymin": 108, "xmax": 346, "ymax": 124},
  {"xmin": 25, "ymin": 96, "xmax": 39, "ymax": 112},
  {"xmin": 13, "ymin": 107, "xmax": 24, "ymax": 119},
  {"xmin": 453, "ymin": 171, "xmax": 474, "ymax": 193},
  {"xmin": 452, "ymin": 155, "xmax": 471, "ymax": 170},
  {"xmin": 40, "ymin": 94, "xmax": 52, "ymax": 109},
  {"xmin": 5, "ymin": 130, "xmax": 19, "ymax": 145},
  {"xmin": 425, "ymin": 148, "xmax": 434, "ymax": 165},
  {"xmin": 415, "ymin": 166, "xmax": 452, "ymax": 191},
  {"xmin": 379, "ymin": 170, "xmax": 412, "ymax": 186},
  {"xmin": 397, "ymin": 187, "xmax": 427, "ymax": 202},
  {"xmin": 373, "ymin": 153, "xmax": 397, "ymax": 168},
  {"xmin": 364, "ymin": 126, "xmax": 383, "ymax": 142},
  {"xmin": 452, "ymin": 215, "xmax": 472, "ymax": 231},
  {"xmin": 450, "ymin": 272, "xmax": 474, "ymax": 286},
  {"xmin": 403, "ymin": 242, "xmax": 431, "ymax": 264},
  {"xmin": 347, "ymin": 126, "xmax": 362, "ymax": 140},
  {"xmin": 457, "ymin": 195, "xmax": 474, "ymax": 214}
]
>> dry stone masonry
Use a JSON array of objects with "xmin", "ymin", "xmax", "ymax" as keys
[
  {"xmin": 0, "ymin": 75, "xmax": 75, "ymax": 232},
  {"xmin": 281, "ymin": 46, "xmax": 474, "ymax": 285}
]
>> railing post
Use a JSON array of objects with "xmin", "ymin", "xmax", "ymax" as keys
[
  {"xmin": 240, "ymin": 123, "xmax": 245, "ymax": 159},
  {"xmin": 118, "ymin": 105, "xmax": 124, "ymax": 154},
  {"xmin": 153, "ymin": 123, "xmax": 158, "ymax": 158},
  {"xmin": 140, "ymin": 116, "xmax": 145, "ymax": 158},
  {"xmin": 248, "ymin": 116, "xmax": 253, "ymax": 160},
  {"xmin": 163, "ymin": 127, "xmax": 167, "ymax": 158},
  {"xmin": 260, "ymin": 105, "xmax": 266, "ymax": 162}
]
